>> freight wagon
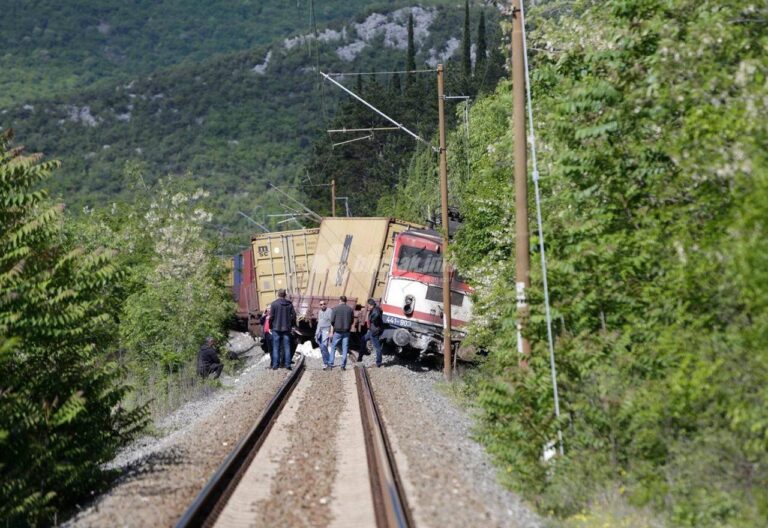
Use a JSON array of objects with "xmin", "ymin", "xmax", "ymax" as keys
[
  {"xmin": 249, "ymin": 227, "xmax": 319, "ymax": 335},
  {"xmin": 233, "ymin": 217, "xmax": 473, "ymax": 358},
  {"xmin": 226, "ymin": 249, "xmax": 255, "ymax": 329}
]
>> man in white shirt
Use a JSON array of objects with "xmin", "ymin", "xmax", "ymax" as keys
[{"xmin": 315, "ymin": 300, "xmax": 333, "ymax": 370}]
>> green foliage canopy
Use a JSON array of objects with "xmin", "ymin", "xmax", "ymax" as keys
[
  {"xmin": 0, "ymin": 131, "xmax": 146, "ymax": 524},
  {"xmin": 387, "ymin": 0, "xmax": 767, "ymax": 525}
]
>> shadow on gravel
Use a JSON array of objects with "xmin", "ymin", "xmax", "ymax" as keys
[
  {"xmin": 386, "ymin": 352, "xmax": 444, "ymax": 373},
  {"xmin": 63, "ymin": 447, "xmax": 189, "ymax": 525},
  {"xmin": 118, "ymin": 446, "xmax": 188, "ymax": 482}
]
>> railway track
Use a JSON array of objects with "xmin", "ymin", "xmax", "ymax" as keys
[{"xmin": 176, "ymin": 355, "xmax": 413, "ymax": 528}]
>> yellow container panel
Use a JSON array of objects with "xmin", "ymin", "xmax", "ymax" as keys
[
  {"xmin": 224, "ymin": 257, "xmax": 234, "ymax": 290},
  {"xmin": 306, "ymin": 217, "xmax": 423, "ymax": 305},
  {"xmin": 251, "ymin": 228, "xmax": 319, "ymax": 311}
]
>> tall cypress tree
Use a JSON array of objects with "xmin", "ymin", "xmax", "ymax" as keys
[
  {"xmin": 391, "ymin": 71, "xmax": 402, "ymax": 95},
  {"xmin": 476, "ymin": 10, "xmax": 487, "ymax": 89},
  {"xmin": 406, "ymin": 13, "xmax": 416, "ymax": 83},
  {"xmin": 461, "ymin": 0, "xmax": 472, "ymax": 83}
]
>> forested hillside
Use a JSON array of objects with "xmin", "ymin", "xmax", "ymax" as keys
[
  {"xmin": 1, "ymin": 2, "xmax": 499, "ymax": 244},
  {"xmin": 0, "ymin": 0, "xmax": 442, "ymax": 106},
  {"xmin": 382, "ymin": 0, "xmax": 768, "ymax": 526},
  {"xmin": 302, "ymin": 4, "xmax": 505, "ymax": 217},
  {"xmin": 0, "ymin": 3, "xmax": 504, "ymax": 523}
]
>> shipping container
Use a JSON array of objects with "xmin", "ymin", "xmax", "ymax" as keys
[
  {"xmin": 251, "ymin": 228, "xmax": 320, "ymax": 312},
  {"xmin": 304, "ymin": 217, "xmax": 421, "ymax": 304}
]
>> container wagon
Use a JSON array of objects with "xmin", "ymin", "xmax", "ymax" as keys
[
  {"xmin": 295, "ymin": 217, "xmax": 473, "ymax": 357},
  {"xmin": 249, "ymin": 227, "xmax": 320, "ymax": 335}
]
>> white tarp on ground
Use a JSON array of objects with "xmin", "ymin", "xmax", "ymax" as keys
[{"xmin": 296, "ymin": 340, "xmax": 322, "ymax": 359}]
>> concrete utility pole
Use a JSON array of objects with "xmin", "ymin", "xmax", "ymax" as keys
[
  {"xmin": 331, "ymin": 179, "xmax": 336, "ymax": 217},
  {"xmin": 437, "ymin": 63, "xmax": 453, "ymax": 381},
  {"xmin": 512, "ymin": 0, "xmax": 531, "ymax": 357}
]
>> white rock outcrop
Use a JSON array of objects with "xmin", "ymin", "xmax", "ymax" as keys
[
  {"xmin": 426, "ymin": 37, "xmax": 461, "ymax": 68},
  {"xmin": 67, "ymin": 105, "xmax": 100, "ymax": 127},
  {"xmin": 335, "ymin": 6, "xmax": 436, "ymax": 62},
  {"xmin": 252, "ymin": 50, "xmax": 272, "ymax": 74}
]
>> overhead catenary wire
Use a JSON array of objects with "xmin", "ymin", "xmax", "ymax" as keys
[
  {"xmin": 520, "ymin": 0, "xmax": 564, "ymax": 456},
  {"xmin": 325, "ymin": 69, "xmax": 437, "ymax": 77},
  {"xmin": 327, "ymin": 127, "xmax": 400, "ymax": 133},
  {"xmin": 267, "ymin": 182, "xmax": 322, "ymax": 223},
  {"xmin": 332, "ymin": 134, "xmax": 373, "ymax": 148},
  {"xmin": 237, "ymin": 211, "xmax": 269, "ymax": 233},
  {"xmin": 320, "ymin": 71, "xmax": 438, "ymax": 152}
]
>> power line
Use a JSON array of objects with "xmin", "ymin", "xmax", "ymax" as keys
[
  {"xmin": 327, "ymin": 127, "xmax": 400, "ymax": 133},
  {"xmin": 237, "ymin": 211, "xmax": 269, "ymax": 233},
  {"xmin": 320, "ymin": 71, "xmax": 437, "ymax": 152},
  {"xmin": 520, "ymin": 0, "xmax": 563, "ymax": 457},
  {"xmin": 266, "ymin": 182, "xmax": 322, "ymax": 223},
  {"xmin": 332, "ymin": 134, "xmax": 373, "ymax": 148},
  {"xmin": 325, "ymin": 69, "xmax": 437, "ymax": 77}
]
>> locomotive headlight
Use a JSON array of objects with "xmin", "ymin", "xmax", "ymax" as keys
[{"xmin": 403, "ymin": 294, "xmax": 415, "ymax": 316}]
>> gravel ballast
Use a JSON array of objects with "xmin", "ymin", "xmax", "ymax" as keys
[
  {"xmin": 66, "ymin": 336, "xmax": 541, "ymax": 527},
  {"xmin": 66, "ymin": 349, "xmax": 286, "ymax": 527},
  {"xmin": 368, "ymin": 358, "xmax": 543, "ymax": 528},
  {"xmin": 248, "ymin": 367, "xmax": 346, "ymax": 527}
]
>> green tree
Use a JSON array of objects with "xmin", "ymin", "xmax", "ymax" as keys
[
  {"xmin": 461, "ymin": 0, "xmax": 473, "ymax": 94},
  {"xmin": 406, "ymin": 13, "xmax": 416, "ymax": 78},
  {"xmin": 0, "ymin": 131, "xmax": 146, "ymax": 524},
  {"xmin": 475, "ymin": 10, "xmax": 487, "ymax": 86},
  {"xmin": 387, "ymin": 0, "xmax": 768, "ymax": 524}
]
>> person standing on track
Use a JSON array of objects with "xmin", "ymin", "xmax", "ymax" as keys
[
  {"xmin": 197, "ymin": 336, "xmax": 224, "ymax": 379},
  {"xmin": 360, "ymin": 298, "xmax": 384, "ymax": 367},
  {"xmin": 260, "ymin": 306, "xmax": 271, "ymax": 356},
  {"xmin": 329, "ymin": 295, "xmax": 354, "ymax": 370},
  {"xmin": 270, "ymin": 289, "xmax": 296, "ymax": 370},
  {"xmin": 316, "ymin": 300, "xmax": 333, "ymax": 370}
]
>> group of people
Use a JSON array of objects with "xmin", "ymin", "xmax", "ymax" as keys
[
  {"xmin": 198, "ymin": 290, "xmax": 386, "ymax": 378},
  {"xmin": 264, "ymin": 289, "xmax": 385, "ymax": 371},
  {"xmin": 315, "ymin": 296, "xmax": 384, "ymax": 370}
]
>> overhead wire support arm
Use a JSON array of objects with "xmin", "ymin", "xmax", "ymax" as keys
[
  {"xmin": 266, "ymin": 182, "xmax": 323, "ymax": 223},
  {"xmin": 237, "ymin": 211, "xmax": 269, "ymax": 233},
  {"xmin": 324, "ymin": 68, "xmax": 437, "ymax": 77},
  {"xmin": 320, "ymin": 71, "xmax": 438, "ymax": 152},
  {"xmin": 327, "ymin": 127, "xmax": 400, "ymax": 133},
  {"xmin": 332, "ymin": 134, "xmax": 373, "ymax": 148}
]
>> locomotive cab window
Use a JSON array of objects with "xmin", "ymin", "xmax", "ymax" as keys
[{"xmin": 396, "ymin": 245, "xmax": 443, "ymax": 277}]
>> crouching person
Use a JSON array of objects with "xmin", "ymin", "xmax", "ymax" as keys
[{"xmin": 197, "ymin": 336, "xmax": 224, "ymax": 379}]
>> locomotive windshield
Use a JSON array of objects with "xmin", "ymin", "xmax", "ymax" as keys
[{"xmin": 396, "ymin": 244, "xmax": 443, "ymax": 277}]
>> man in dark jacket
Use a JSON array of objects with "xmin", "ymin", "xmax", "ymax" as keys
[
  {"xmin": 360, "ymin": 298, "xmax": 384, "ymax": 367},
  {"xmin": 197, "ymin": 337, "xmax": 223, "ymax": 379},
  {"xmin": 330, "ymin": 295, "xmax": 354, "ymax": 370},
  {"xmin": 270, "ymin": 289, "xmax": 297, "ymax": 370}
]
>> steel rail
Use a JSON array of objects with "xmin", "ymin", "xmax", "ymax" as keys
[
  {"xmin": 176, "ymin": 355, "xmax": 306, "ymax": 528},
  {"xmin": 356, "ymin": 366, "xmax": 414, "ymax": 528}
]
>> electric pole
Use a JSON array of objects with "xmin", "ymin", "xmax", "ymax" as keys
[
  {"xmin": 437, "ymin": 63, "xmax": 453, "ymax": 381},
  {"xmin": 331, "ymin": 179, "xmax": 336, "ymax": 217},
  {"xmin": 512, "ymin": 0, "xmax": 531, "ymax": 357}
]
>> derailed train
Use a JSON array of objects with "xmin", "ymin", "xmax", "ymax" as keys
[{"xmin": 228, "ymin": 217, "xmax": 473, "ymax": 358}]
